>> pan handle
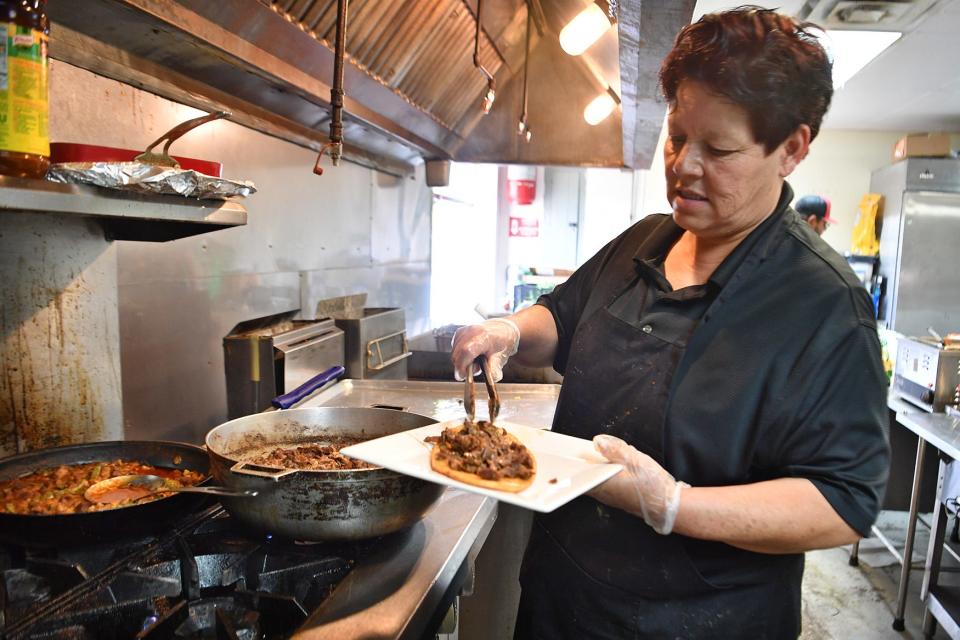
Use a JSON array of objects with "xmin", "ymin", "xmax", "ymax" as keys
[
  {"xmin": 271, "ymin": 365, "xmax": 345, "ymax": 410},
  {"xmin": 230, "ymin": 460, "xmax": 298, "ymax": 480}
]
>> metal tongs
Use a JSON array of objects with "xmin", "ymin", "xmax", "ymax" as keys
[
  {"xmin": 135, "ymin": 111, "xmax": 230, "ymax": 169},
  {"xmin": 464, "ymin": 355, "xmax": 501, "ymax": 424}
]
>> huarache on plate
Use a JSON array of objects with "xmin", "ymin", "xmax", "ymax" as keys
[{"xmin": 427, "ymin": 419, "xmax": 536, "ymax": 492}]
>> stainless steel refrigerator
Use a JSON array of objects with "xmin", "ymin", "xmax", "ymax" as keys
[{"xmin": 873, "ymin": 158, "xmax": 960, "ymax": 337}]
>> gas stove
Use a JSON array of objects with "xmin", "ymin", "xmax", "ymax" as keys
[
  {"xmin": 0, "ymin": 506, "xmax": 368, "ymax": 640},
  {"xmin": 0, "ymin": 379, "xmax": 545, "ymax": 640}
]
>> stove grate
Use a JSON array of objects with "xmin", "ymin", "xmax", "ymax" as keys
[{"xmin": 2, "ymin": 507, "xmax": 355, "ymax": 640}]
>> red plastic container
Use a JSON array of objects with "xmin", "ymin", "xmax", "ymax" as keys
[{"xmin": 50, "ymin": 142, "xmax": 222, "ymax": 177}]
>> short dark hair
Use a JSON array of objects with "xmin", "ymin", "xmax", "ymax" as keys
[{"xmin": 659, "ymin": 6, "xmax": 833, "ymax": 153}]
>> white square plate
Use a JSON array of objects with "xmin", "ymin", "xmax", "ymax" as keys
[{"xmin": 340, "ymin": 420, "xmax": 622, "ymax": 513}]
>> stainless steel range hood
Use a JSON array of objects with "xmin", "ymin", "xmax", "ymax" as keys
[{"xmin": 48, "ymin": 0, "xmax": 693, "ymax": 172}]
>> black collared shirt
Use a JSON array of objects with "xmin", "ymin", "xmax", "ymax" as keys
[
  {"xmin": 537, "ymin": 182, "xmax": 889, "ymax": 580},
  {"xmin": 601, "ymin": 187, "xmax": 793, "ymax": 351}
]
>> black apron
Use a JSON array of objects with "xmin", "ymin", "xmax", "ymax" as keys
[{"xmin": 514, "ymin": 272, "xmax": 799, "ymax": 640}]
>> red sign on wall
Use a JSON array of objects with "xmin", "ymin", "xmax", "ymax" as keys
[
  {"xmin": 508, "ymin": 216, "xmax": 539, "ymax": 238},
  {"xmin": 508, "ymin": 179, "xmax": 537, "ymax": 205}
]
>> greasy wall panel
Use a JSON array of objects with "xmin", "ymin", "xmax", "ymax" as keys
[
  {"xmin": 371, "ymin": 172, "xmax": 432, "ymax": 265},
  {"xmin": 48, "ymin": 61, "xmax": 433, "ymax": 442},
  {"xmin": 0, "ymin": 213, "xmax": 123, "ymax": 456},
  {"xmin": 119, "ymin": 272, "xmax": 299, "ymax": 443}
]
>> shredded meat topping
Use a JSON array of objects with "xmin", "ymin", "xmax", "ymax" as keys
[
  {"xmin": 0, "ymin": 460, "xmax": 204, "ymax": 515},
  {"xmin": 429, "ymin": 420, "xmax": 534, "ymax": 480},
  {"xmin": 247, "ymin": 440, "xmax": 373, "ymax": 471}
]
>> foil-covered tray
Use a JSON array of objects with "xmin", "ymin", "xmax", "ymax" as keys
[{"xmin": 46, "ymin": 162, "xmax": 256, "ymax": 199}]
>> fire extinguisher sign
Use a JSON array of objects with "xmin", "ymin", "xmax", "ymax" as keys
[{"xmin": 508, "ymin": 216, "xmax": 539, "ymax": 238}]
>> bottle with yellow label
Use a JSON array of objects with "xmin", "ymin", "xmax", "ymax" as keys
[{"xmin": 0, "ymin": 0, "xmax": 48, "ymax": 179}]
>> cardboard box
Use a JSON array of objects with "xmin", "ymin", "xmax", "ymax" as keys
[{"xmin": 893, "ymin": 133, "xmax": 951, "ymax": 160}]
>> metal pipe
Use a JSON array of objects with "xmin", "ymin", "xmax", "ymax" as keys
[
  {"xmin": 518, "ymin": 6, "xmax": 532, "ymax": 142},
  {"xmin": 472, "ymin": 0, "xmax": 495, "ymax": 114},
  {"xmin": 314, "ymin": 0, "xmax": 348, "ymax": 174},
  {"xmin": 526, "ymin": 0, "xmax": 546, "ymax": 36},
  {"xmin": 329, "ymin": 0, "xmax": 347, "ymax": 162}
]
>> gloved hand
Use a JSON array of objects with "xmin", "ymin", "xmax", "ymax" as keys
[
  {"xmin": 451, "ymin": 318, "xmax": 520, "ymax": 382},
  {"xmin": 588, "ymin": 434, "xmax": 689, "ymax": 535}
]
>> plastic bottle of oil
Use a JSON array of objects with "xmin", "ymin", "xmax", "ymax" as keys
[{"xmin": 0, "ymin": 0, "xmax": 48, "ymax": 179}]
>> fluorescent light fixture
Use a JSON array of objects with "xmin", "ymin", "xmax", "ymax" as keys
[
  {"xmin": 559, "ymin": 3, "xmax": 611, "ymax": 56},
  {"xmin": 584, "ymin": 93, "xmax": 616, "ymax": 125},
  {"xmin": 820, "ymin": 29, "xmax": 901, "ymax": 89}
]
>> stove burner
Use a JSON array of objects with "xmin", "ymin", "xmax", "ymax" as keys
[{"xmin": 1, "ymin": 508, "xmax": 354, "ymax": 640}]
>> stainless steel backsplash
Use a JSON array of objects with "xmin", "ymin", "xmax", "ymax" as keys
[{"xmin": 47, "ymin": 61, "xmax": 433, "ymax": 445}]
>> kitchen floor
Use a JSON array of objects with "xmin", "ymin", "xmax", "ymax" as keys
[{"xmin": 801, "ymin": 510, "xmax": 958, "ymax": 639}]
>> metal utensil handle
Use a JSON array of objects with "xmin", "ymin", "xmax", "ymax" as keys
[
  {"xmin": 366, "ymin": 330, "xmax": 412, "ymax": 371},
  {"xmin": 230, "ymin": 460, "xmax": 297, "ymax": 480},
  {"xmin": 478, "ymin": 355, "xmax": 500, "ymax": 423},
  {"xmin": 141, "ymin": 111, "xmax": 230, "ymax": 157},
  {"xmin": 464, "ymin": 360, "xmax": 476, "ymax": 421},
  {"xmin": 271, "ymin": 365, "xmax": 345, "ymax": 409},
  {"xmin": 175, "ymin": 486, "xmax": 259, "ymax": 498}
]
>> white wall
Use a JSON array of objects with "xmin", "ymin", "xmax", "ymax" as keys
[
  {"xmin": 789, "ymin": 129, "xmax": 906, "ymax": 252},
  {"xmin": 430, "ymin": 163, "xmax": 499, "ymax": 324},
  {"xmin": 634, "ymin": 119, "xmax": 913, "ymax": 256},
  {"xmin": 579, "ymin": 168, "xmax": 637, "ymax": 261},
  {"xmin": 637, "ymin": 117, "xmax": 672, "ymax": 220}
]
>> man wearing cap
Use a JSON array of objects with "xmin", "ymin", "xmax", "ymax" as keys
[{"xmin": 795, "ymin": 194, "xmax": 836, "ymax": 236}]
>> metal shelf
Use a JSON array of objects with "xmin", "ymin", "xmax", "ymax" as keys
[{"xmin": 0, "ymin": 176, "xmax": 246, "ymax": 241}]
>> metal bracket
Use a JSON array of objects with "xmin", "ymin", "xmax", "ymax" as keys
[
  {"xmin": 230, "ymin": 460, "xmax": 296, "ymax": 480},
  {"xmin": 366, "ymin": 330, "xmax": 412, "ymax": 371}
]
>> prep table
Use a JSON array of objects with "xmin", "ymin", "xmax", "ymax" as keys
[{"xmin": 894, "ymin": 409, "xmax": 960, "ymax": 638}]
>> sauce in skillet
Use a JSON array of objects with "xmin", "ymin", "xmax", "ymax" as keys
[{"xmin": 0, "ymin": 460, "xmax": 204, "ymax": 515}]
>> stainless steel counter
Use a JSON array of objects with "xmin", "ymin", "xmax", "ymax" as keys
[
  {"xmin": 897, "ymin": 409, "xmax": 960, "ymax": 460},
  {"xmin": 296, "ymin": 490, "xmax": 497, "ymax": 640},
  {"xmin": 864, "ymin": 394, "xmax": 960, "ymax": 633},
  {"xmin": 302, "ymin": 379, "xmax": 561, "ymax": 428},
  {"xmin": 894, "ymin": 408, "xmax": 960, "ymax": 637},
  {"xmin": 297, "ymin": 379, "xmax": 561, "ymax": 639}
]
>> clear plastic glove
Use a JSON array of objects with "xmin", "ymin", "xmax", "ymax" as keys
[
  {"xmin": 588, "ymin": 434, "xmax": 689, "ymax": 535},
  {"xmin": 451, "ymin": 318, "xmax": 520, "ymax": 382}
]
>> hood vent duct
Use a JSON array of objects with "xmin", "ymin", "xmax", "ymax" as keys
[
  {"xmin": 48, "ymin": 0, "xmax": 696, "ymax": 170},
  {"xmin": 273, "ymin": 0, "xmax": 506, "ymax": 137}
]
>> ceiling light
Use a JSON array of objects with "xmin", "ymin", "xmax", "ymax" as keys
[
  {"xmin": 818, "ymin": 29, "xmax": 901, "ymax": 89},
  {"xmin": 559, "ymin": 3, "xmax": 611, "ymax": 56},
  {"xmin": 583, "ymin": 93, "xmax": 616, "ymax": 126}
]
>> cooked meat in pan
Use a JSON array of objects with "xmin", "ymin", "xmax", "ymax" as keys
[
  {"xmin": 0, "ymin": 460, "xmax": 204, "ymax": 515},
  {"xmin": 247, "ymin": 439, "xmax": 375, "ymax": 471}
]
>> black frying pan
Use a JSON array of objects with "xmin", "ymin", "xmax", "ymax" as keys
[{"xmin": 0, "ymin": 440, "xmax": 210, "ymax": 548}]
